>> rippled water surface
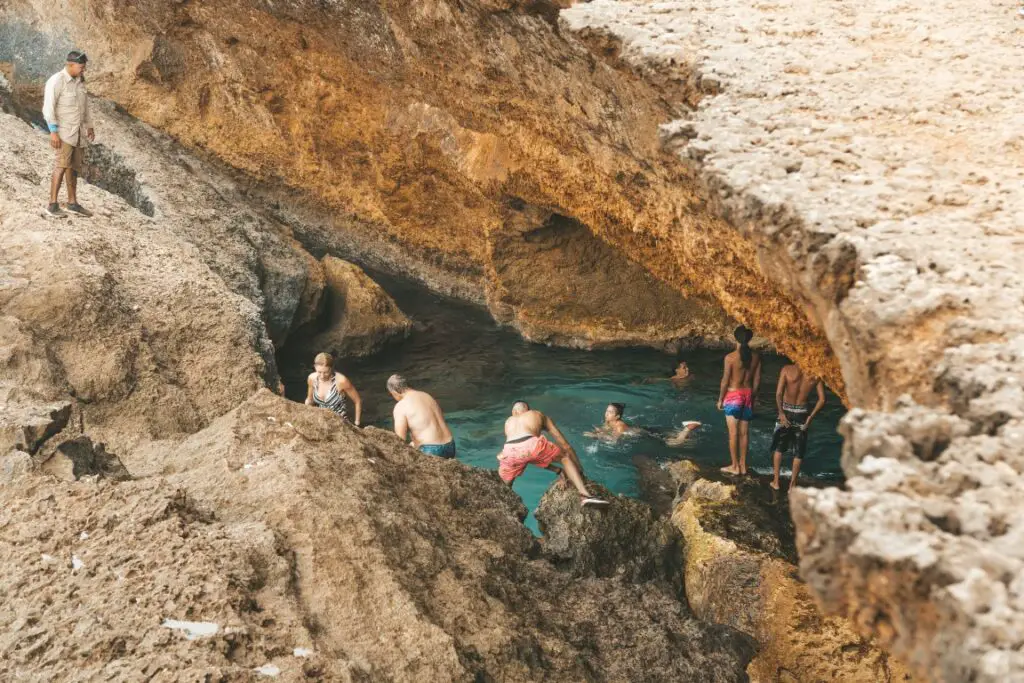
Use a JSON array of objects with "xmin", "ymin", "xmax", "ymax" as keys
[{"xmin": 282, "ymin": 273, "xmax": 845, "ymax": 532}]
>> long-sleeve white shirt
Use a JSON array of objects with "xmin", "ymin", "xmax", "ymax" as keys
[{"xmin": 42, "ymin": 68, "xmax": 93, "ymax": 146}]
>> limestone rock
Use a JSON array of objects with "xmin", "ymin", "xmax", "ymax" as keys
[
  {"xmin": 0, "ymin": 390, "xmax": 759, "ymax": 681},
  {"xmin": 670, "ymin": 468, "xmax": 911, "ymax": 683},
  {"xmin": 306, "ymin": 256, "xmax": 412, "ymax": 358},
  {"xmin": 39, "ymin": 436, "xmax": 131, "ymax": 482},
  {"xmin": 564, "ymin": 1, "xmax": 1024, "ymax": 678},
  {"xmin": 0, "ymin": 109, "xmax": 319, "ymax": 456},
  {"xmin": 0, "ymin": 400, "xmax": 71, "ymax": 454},
  {"xmin": 0, "ymin": 0, "xmax": 828, "ymax": 357},
  {"xmin": 535, "ymin": 480, "xmax": 685, "ymax": 591}
]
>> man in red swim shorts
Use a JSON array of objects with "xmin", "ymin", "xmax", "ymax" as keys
[{"xmin": 498, "ymin": 401, "xmax": 608, "ymax": 508}]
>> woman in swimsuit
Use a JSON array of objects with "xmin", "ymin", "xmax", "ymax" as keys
[
  {"xmin": 305, "ymin": 352, "xmax": 362, "ymax": 426},
  {"xmin": 716, "ymin": 325, "xmax": 761, "ymax": 475}
]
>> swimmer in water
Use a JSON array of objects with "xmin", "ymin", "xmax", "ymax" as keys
[
  {"xmin": 664, "ymin": 421, "xmax": 702, "ymax": 447},
  {"xmin": 584, "ymin": 403, "xmax": 635, "ymax": 441},
  {"xmin": 640, "ymin": 360, "xmax": 691, "ymax": 387},
  {"xmin": 498, "ymin": 401, "xmax": 608, "ymax": 507}
]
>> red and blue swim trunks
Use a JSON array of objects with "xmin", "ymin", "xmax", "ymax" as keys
[{"xmin": 723, "ymin": 388, "xmax": 754, "ymax": 421}]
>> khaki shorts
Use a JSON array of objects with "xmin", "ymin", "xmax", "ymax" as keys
[{"xmin": 55, "ymin": 141, "xmax": 84, "ymax": 171}]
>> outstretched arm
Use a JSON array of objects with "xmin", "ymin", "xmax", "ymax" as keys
[
  {"xmin": 775, "ymin": 371, "xmax": 789, "ymax": 426},
  {"xmin": 337, "ymin": 374, "xmax": 362, "ymax": 426},
  {"xmin": 805, "ymin": 383, "xmax": 827, "ymax": 429}
]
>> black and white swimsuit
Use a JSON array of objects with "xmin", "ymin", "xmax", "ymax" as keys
[{"xmin": 313, "ymin": 374, "xmax": 348, "ymax": 420}]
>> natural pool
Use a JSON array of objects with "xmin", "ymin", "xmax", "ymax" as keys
[{"xmin": 282, "ymin": 273, "xmax": 845, "ymax": 532}]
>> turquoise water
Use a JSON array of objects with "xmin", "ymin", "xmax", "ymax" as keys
[{"xmin": 281, "ymin": 273, "xmax": 845, "ymax": 532}]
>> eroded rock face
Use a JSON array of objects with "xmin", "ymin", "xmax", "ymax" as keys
[
  {"xmin": 667, "ymin": 462, "xmax": 910, "ymax": 683},
  {"xmin": 0, "ymin": 390, "xmax": 759, "ymax": 681},
  {"xmin": 563, "ymin": 1, "xmax": 1024, "ymax": 679},
  {"xmin": 0, "ymin": 0, "xmax": 830, "ymax": 357},
  {"xmin": 0, "ymin": 109, "xmax": 326, "ymax": 455},
  {"xmin": 302, "ymin": 256, "xmax": 412, "ymax": 359}
]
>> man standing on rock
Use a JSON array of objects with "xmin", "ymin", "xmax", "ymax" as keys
[
  {"xmin": 388, "ymin": 374, "xmax": 457, "ymax": 458},
  {"xmin": 42, "ymin": 51, "xmax": 94, "ymax": 218},
  {"xmin": 769, "ymin": 363, "xmax": 826, "ymax": 491},
  {"xmin": 499, "ymin": 401, "xmax": 608, "ymax": 508}
]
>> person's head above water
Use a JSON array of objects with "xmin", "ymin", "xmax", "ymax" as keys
[
  {"xmin": 511, "ymin": 400, "xmax": 530, "ymax": 415},
  {"xmin": 605, "ymin": 403, "xmax": 626, "ymax": 423},
  {"xmin": 313, "ymin": 352, "xmax": 334, "ymax": 378},
  {"xmin": 734, "ymin": 325, "xmax": 754, "ymax": 368},
  {"xmin": 65, "ymin": 50, "xmax": 87, "ymax": 79},
  {"xmin": 674, "ymin": 360, "xmax": 689, "ymax": 378},
  {"xmin": 387, "ymin": 374, "xmax": 409, "ymax": 400}
]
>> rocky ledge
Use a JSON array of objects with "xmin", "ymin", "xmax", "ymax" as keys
[
  {"xmin": 564, "ymin": 1, "xmax": 1024, "ymax": 679},
  {"xmin": 1, "ymin": 390, "xmax": 758, "ymax": 681}
]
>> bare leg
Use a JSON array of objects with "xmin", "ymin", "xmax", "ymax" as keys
[
  {"xmin": 66, "ymin": 168, "xmax": 78, "ymax": 204},
  {"xmin": 665, "ymin": 421, "xmax": 701, "ymax": 447},
  {"xmin": 770, "ymin": 451, "xmax": 782, "ymax": 490},
  {"xmin": 557, "ymin": 456, "xmax": 592, "ymax": 498},
  {"xmin": 738, "ymin": 421, "xmax": 750, "ymax": 475},
  {"xmin": 721, "ymin": 417, "xmax": 739, "ymax": 474},
  {"xmin": 790, "ymin": 457, "xmax": 803, "ymax": 491},
  {"xmin": 50, "ymin": 167, "xmax": 64, "ymax": 203}
]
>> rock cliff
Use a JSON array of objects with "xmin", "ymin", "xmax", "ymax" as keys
[
  {"xmin": 0, "ymin": 0, "xmax": 833, "ymax": 361},
  {"xmin": 1, "ymin": 389, "xmax": 759, "ymax": 682},
  {"xmin": 564, "ymin": 1, "xmax": 1024, "ymax": 679}
]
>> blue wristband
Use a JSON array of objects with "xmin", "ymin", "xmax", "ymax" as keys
[{"xmin": 48, "ymin": 123, "xmax": 59, "ymax": 133}]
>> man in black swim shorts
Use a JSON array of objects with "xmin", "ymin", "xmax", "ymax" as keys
[{"xmin": 770, "ymin": 363, "xmax": 826, "ymax": 491}]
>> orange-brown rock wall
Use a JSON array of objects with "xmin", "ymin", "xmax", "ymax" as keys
[{"xmin": 1, "ymin": 0, "xmax": 842, "ymax": 387}]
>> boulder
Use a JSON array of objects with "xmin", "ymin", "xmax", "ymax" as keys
[
  {"xmin": 535, "ymin": 479, "xmax": 685, "ymax": 592},
  {"xmin": 38, "ymin": 436, "xmax": 131, "ymax": 482},
  {"xmin": 668, "ymin": 463, "xmax": 911, "ymax": 682},
  {"xmin": 306, "ymin": 256, "xmax": 412, "ymax": 358},
  {"xmin": 0, "ymin": 390, "xmax": 759, "ymax": 681}
]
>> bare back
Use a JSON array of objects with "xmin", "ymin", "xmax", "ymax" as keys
[
  {"xmin": 505, "ymin": 410, "xmax": 545, "ymax": 440},
  {"xmin": 723, "ymin": 350, "xmax": 762, "ymax": 390},
  {"xmin": 395, "ymin": 389, "xmax": 452, "ymax": 447},
  {"xmin": 780, "ymin": 366, "xmax": 821, "ymax": 405}
]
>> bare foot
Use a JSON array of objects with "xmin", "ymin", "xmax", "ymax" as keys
[
  {"xmin": 769, "ymin": 481, "xmax": 780, "ymax": 490},
  {"xmin": 720, "ymin": 465, "xmax": 739, "ymax": 475}
]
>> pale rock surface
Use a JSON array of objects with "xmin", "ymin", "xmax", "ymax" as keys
[{"xmin": 564, "ymin": 1, "xmax": 1024, "ymax": 679}]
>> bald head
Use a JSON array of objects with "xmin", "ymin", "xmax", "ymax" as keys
[{"xmin": 511, "ymin": 401, "xmax": 530, "ymax": 415}]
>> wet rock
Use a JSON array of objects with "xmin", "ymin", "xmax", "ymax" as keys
[
  {"xmin": 39, "ymin": 436, "xmax": 130, "ymax": 482},
  {"xmin": 304, "ymin": 256, "xmax": 412, "ymax": 358},
  {"xmin": 535, "ymin": 479, "xmax": 684, "ymax": 591},
  {"xmin": 669, "ymin": 465, "xmax": 910, "ymax": 682}
]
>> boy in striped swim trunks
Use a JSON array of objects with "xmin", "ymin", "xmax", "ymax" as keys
[
  {"xmin": 498, "ymin": 402, "xmax": 607, "ymax": 507},
  {"xmin": 770, "ymin": 363, "xmax": 826, "ymax": 491}
]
